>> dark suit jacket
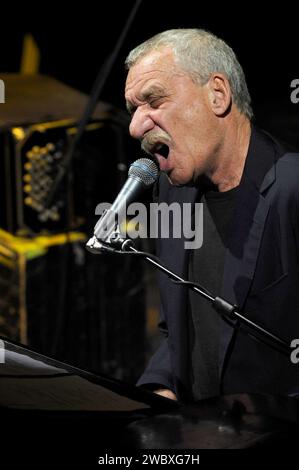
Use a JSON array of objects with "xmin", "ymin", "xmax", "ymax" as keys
[{"xmin": 137, "ymin": 127, "xmax": 299, "ymax": 402}]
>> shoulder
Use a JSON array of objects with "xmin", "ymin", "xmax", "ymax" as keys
[
  {"xmin": 276, "ymin": 152, "xmax": 299, "ymax": 182},
  {"xmin": 257, "ymin": 127, "xmax": 299, "ymax": 192},
  {"xmin": 272, "ymin": 153, "xmax": 299, "ymax": 209}
]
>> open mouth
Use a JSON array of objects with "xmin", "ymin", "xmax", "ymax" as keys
[{"xmin": 153, "ymin": 143, "xmax": 169, "ymax": 159}]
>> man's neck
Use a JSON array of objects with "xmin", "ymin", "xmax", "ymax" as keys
[{"xmin": 207, "ymin": 116, "xmax": 251, "ymax": 192}]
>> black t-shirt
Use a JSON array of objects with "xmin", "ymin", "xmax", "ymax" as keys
[{"xmin": 188, "ymin": 186, "xmax": 239, "ymax": 401}]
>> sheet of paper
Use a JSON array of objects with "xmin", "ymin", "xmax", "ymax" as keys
[
  {"xmin": 0, "ymin": 343, "xmax": 150, "ymax": 411},
  {"xmin": 0, "ymin": 375, "xmax": 150, "ymax": 411},
  {"xmin": 0, "ymin": 349, "xmax": 68, "ymax": 376}
]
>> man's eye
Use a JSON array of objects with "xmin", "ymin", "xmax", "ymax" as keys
[{"xmin": 149, "ymin": 98, "xmax": 162, "ymax": 108}]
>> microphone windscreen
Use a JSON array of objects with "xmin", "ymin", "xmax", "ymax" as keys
[{"xmin": 128, "ymin": 158, "xmax": 159, "ymax": 186}]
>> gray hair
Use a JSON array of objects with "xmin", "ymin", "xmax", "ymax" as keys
[{"xmin": 125, "ymin": 29, "xmax": 253, "ymax": 120}]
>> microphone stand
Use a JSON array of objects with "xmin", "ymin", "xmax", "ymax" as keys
[{"xmin": 86, "ymin": 233, "xmax": 292, "ymax": 359}]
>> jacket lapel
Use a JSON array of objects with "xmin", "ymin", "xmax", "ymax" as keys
[
  {"xmin": 156, "ymin": 177, "xmax": 198, "ymax": 394},
  {"xmin": 219, "ymin": 128, "xmax": 277, "ymax": 376}
]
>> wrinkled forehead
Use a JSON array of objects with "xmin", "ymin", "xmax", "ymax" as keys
[{"xmin": 125, "ymin": 48, "xmax": 180, "ymax": 93}]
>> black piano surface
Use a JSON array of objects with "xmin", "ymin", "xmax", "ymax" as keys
[{"xmin": 1, "ymin": 336, "xmax": 299, "ymax": 462}]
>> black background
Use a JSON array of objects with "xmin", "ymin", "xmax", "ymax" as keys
[{"xmin": 1, "ymin": 1, "xmax": 297, "ymax": 119}]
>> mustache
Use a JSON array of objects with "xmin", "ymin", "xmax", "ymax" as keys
[{"xmin": 141, "ymin": 131, "xmax": 171, "ymax": 155}]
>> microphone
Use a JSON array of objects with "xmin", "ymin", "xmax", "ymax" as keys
[{"xmin": 92, "ymin": 157, "xmax": 159, "ymax": 244}]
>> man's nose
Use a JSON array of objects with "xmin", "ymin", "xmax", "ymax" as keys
[{"xmin": 129, "ymin": 107, "xmax": 155, "ymax": 140}]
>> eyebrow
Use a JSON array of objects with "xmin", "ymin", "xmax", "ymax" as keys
[
  {"xmin": 126, "ymin": 84, "xmax": 166, "ymax": 115},
  {"xmin": 141, "ymin": 84, "xmax": 165, "ymax": 100}
]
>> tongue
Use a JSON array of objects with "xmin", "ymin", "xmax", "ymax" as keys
[{"xmin": 155, "ymin": 153, "xmax": 170, "ymax": 172}]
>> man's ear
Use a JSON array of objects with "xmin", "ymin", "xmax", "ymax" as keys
[{"xmin": 207, "ymin": 73, "xmax": 232, "ymax": 116}]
